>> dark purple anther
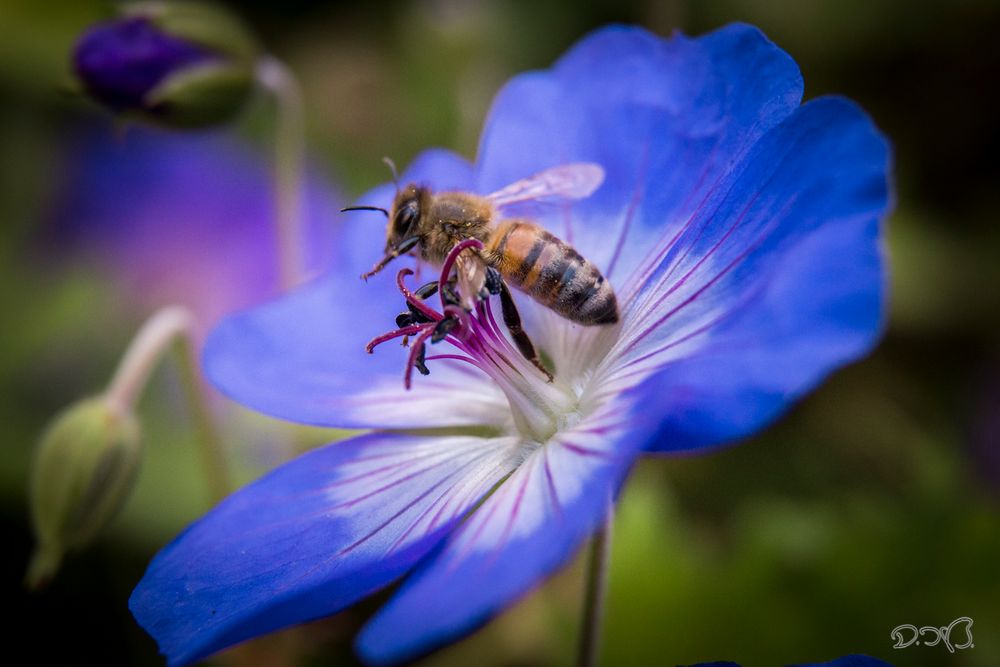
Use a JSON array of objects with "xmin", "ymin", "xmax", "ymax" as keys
[{"xmin": 73, "ymin": 17, "xmax": 215, "ymax": 112}]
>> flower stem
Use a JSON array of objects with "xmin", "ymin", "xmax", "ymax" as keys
[
  {"xmin": 173, "ymin": 332, "xmax": 230, "ymax": 504},
  {"xmin": 105, "ymin": 306, "xmax": 230, "ymax": 503},
  {"xmin": 106, "ymin": 307, "xmax": 193, "ymax": 411},
  {"xmin": 578, "ymin": 510, "xmax": 613, "ymax": 667},
  {"xmin": 256, "ymin": 56, "xmax": 306, "ymax": 291}
]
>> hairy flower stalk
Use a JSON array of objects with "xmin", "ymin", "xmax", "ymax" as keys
[{"xmin": 255, "ymin": 57, "xmax": 307, "ymax": 290}]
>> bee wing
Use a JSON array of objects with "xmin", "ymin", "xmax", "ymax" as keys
[{"xmin": 486, "ymin": 163, "xmax": 604, "ymax": 208}]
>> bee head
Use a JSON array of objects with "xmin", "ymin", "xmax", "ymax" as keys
[{"xmin": 386, "ymin": 185, "xmax": 428, "ymax": 250}]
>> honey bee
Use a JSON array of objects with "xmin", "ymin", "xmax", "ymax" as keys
[{"xmin": 343, "ymin": 163, "xmax": 619, "ymax": 379}]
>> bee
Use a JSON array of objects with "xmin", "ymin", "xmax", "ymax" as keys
[{"xmin": 343, "ymin": 163, "xmax": 618, "ymax": 379}]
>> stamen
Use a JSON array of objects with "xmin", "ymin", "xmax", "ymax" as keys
[
  {"xmin": 396, "ymin": 269, "xmax": 442, "ymax": 322},
  {"xmin": 425, "ymin": 354, "xmax": 478, "ymax": 365},
  {"xmin": 366, "ymin": 325, "xmax": 423, "ymax": 353},
  {"xmin": 442, "ymin": 305, "xmax": 472, "ymax": 339},
  {"xmin": 404, "ymin": 327, "xmax": 436, "ymax": 390},
  {"xmin": 438, "ymin": 238, "xmax": 484, "ymax": 310}
]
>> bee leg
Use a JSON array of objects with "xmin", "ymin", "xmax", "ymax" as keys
[
  {"xmin": 480, "ymin": 267, "xmax": 504, "ymax": 299},
  {"xmin": 498, "ymin": 282, "xmax": 554, "ymax": 382},
  {"xmin": 407, "ymin": 281, "xmax": 439, "ymax": 322},
  {"xmin": 361, "ymin": 235, "xmax": 420, "ymax": 280}
]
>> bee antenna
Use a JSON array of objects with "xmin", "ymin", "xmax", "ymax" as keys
[
  {"xmin": 382, "ymin": 156, "xmax": 400, "ymax": 191},
  {"xmin": 341, "ymin": 205, "xmax": 390, "ymax": 219}
]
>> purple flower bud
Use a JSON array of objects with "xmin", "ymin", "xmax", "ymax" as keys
[
  {"xmin": 73, "ymin": 16, "xmax": 215, "ymax": 112},
  {"xmin": 70, "ymin": 3, "xmax": 258, "ymax": 128}
]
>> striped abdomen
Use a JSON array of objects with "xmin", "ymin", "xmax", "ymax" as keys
[{"xmin": 484, "ymin": 220, "xmax": 618, "ymax": 325}]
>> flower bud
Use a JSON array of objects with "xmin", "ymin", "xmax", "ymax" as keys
[
  {"xmin": 72, "ymin": 2, "xmax": 258, "ymax": 128},
  {"xmin": 27, "ymin": 397, "xmax": 141, "ymax": 589}
]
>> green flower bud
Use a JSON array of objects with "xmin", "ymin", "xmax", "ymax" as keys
[
  {"xmin": 72, "ymin": 2, "xmax": 259, "ymax": 128},
  {"xmin": 27, "ymin": 397, "xmax": 141, "ymax": 589}
]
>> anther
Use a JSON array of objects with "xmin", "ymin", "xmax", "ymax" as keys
[{"xmin": 431, "ymin": 316, "xmax": 458, "ymax": 344}]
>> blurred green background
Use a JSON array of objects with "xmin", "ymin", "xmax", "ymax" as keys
[{"xmin": 2, "ymin": 0, "xmax": 998, "ymax": 665}]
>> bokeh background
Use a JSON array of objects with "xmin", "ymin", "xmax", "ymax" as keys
[{"xmin": 2, "ymin": 0, "xmax": 998, "ymax": 665}]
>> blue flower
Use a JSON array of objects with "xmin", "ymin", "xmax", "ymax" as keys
[{"xmin": 129, "ymin": 23, "xmax": 891, "ymax": 665}]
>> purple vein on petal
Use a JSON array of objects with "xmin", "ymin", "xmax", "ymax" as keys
[
  {"xmin": 610, "ymin": 285, "xmax": 758, "ymax": 380},
  {"xmin": 579, "ymin": 419, "xmax": 633, "ymax": 437},
  {"xmin": 336, "ymin": 456, "xmax": 482, "ymax": 558},
  {"xmin": 276, "ymin": 441, "xmax": 515, "ymax": 596},
  {"xmin": 323, "ymin": 451, "xmax": 448, "ymax": 490},
  {"xmin": 264, "ymin": 471, "xmax": 462, "ymax": 599},
  {"xmin": 542, "ymin": 452, "xmax": 564, "ymax": 520},
  {"xmin": 623, "ymin": 182, "xmax": 765, "ymax": 341},
  {"xmin": 557, "ymin": 440, "xmax": 612, "ymax": 458},
  {"xmin": 422, "ymin": 460, "xmax": 496, "ymax": 534},
  {"xmin": 621, "ymin": 116, "xmax": 771, "ymax": 309},
  {"xmin": 384, "ymin": 445, "xmax": 508, "ymax": 553},
  {"xmin": 328, "ymin": 456, "xmax": 458, "ymax": 510},
  {"xmin": 484, "ymin": 457, "xmax": 536, "ymax": 569},
  {"xmin": 447, "ymin": 459, "xmax": 531, "ymax": 573},
  {"xmin": 331, "ymin": 447, "xmax": 444, "ymax": 466},
  {"xmin": 597, "ymin": 291, "xmax": 771, "ymax": 399},
  {"xmin": 620, "ymin": 138, "xmax": 727, "ymax": 305},
  {"xmin": 621, "ymin": 195, "xmax": 794, "ymax": 358},
  {"xmin": 448, "ymin": 502, "xmax": 504, "ymax": 573},
  {"xmin": 605, "ymin": 140, "xmax": 649, "ymax": 280},
  {"xmin": 626, "ymin": 126, "xmax": 806, "ymax": 329}
]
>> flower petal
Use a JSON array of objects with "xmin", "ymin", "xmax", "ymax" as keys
[
  {"xmin": 203, "ymin": 150, "xmax": 509, "ymax": 429},
  {"xmin": 355, "ymin": 393, "xmax": 653, "ymax": 664},
  {"xmin": 474, "ymin": 23, "xmax": 803, "ymax": 282},
  {"xmin": 130, "ymin": 431, "xmax": 521, "ymax": 666},
  {"xmin": 204, "ymin": 271, "xmax": 510, "ymax": 429},
  {"xmin": 601, "ymin": 97, "xmax": 890, "ymax": 452}
]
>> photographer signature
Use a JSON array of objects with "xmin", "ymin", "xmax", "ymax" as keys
[{"xmin": 891, "ymin": 617, "xmax": 974, "ymax": 653}]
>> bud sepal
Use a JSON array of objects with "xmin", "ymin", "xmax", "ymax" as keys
[
  {"xmin": 72, "ymin": 1, "xmax": 258, "ymax": 128},
  {"xmin": 27, "ymin": 397, "xmax": 141, "ymax": 589}
]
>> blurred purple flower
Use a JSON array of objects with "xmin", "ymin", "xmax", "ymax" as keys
[
  {"xmin": 49, "ymin": 126, "xmax": 339, "ymax": 329},
  {"xmin": 130, "ymin": 23, "xmax": 892, "ymax": 665},
  {"xmin": 971, "ymin": 365, "xmax": 1000, "ymax": 492}
]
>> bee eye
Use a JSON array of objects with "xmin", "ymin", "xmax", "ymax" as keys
[{"xmin": 394, "ymin": 199, "xmax": 419, "ymax": 236}]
